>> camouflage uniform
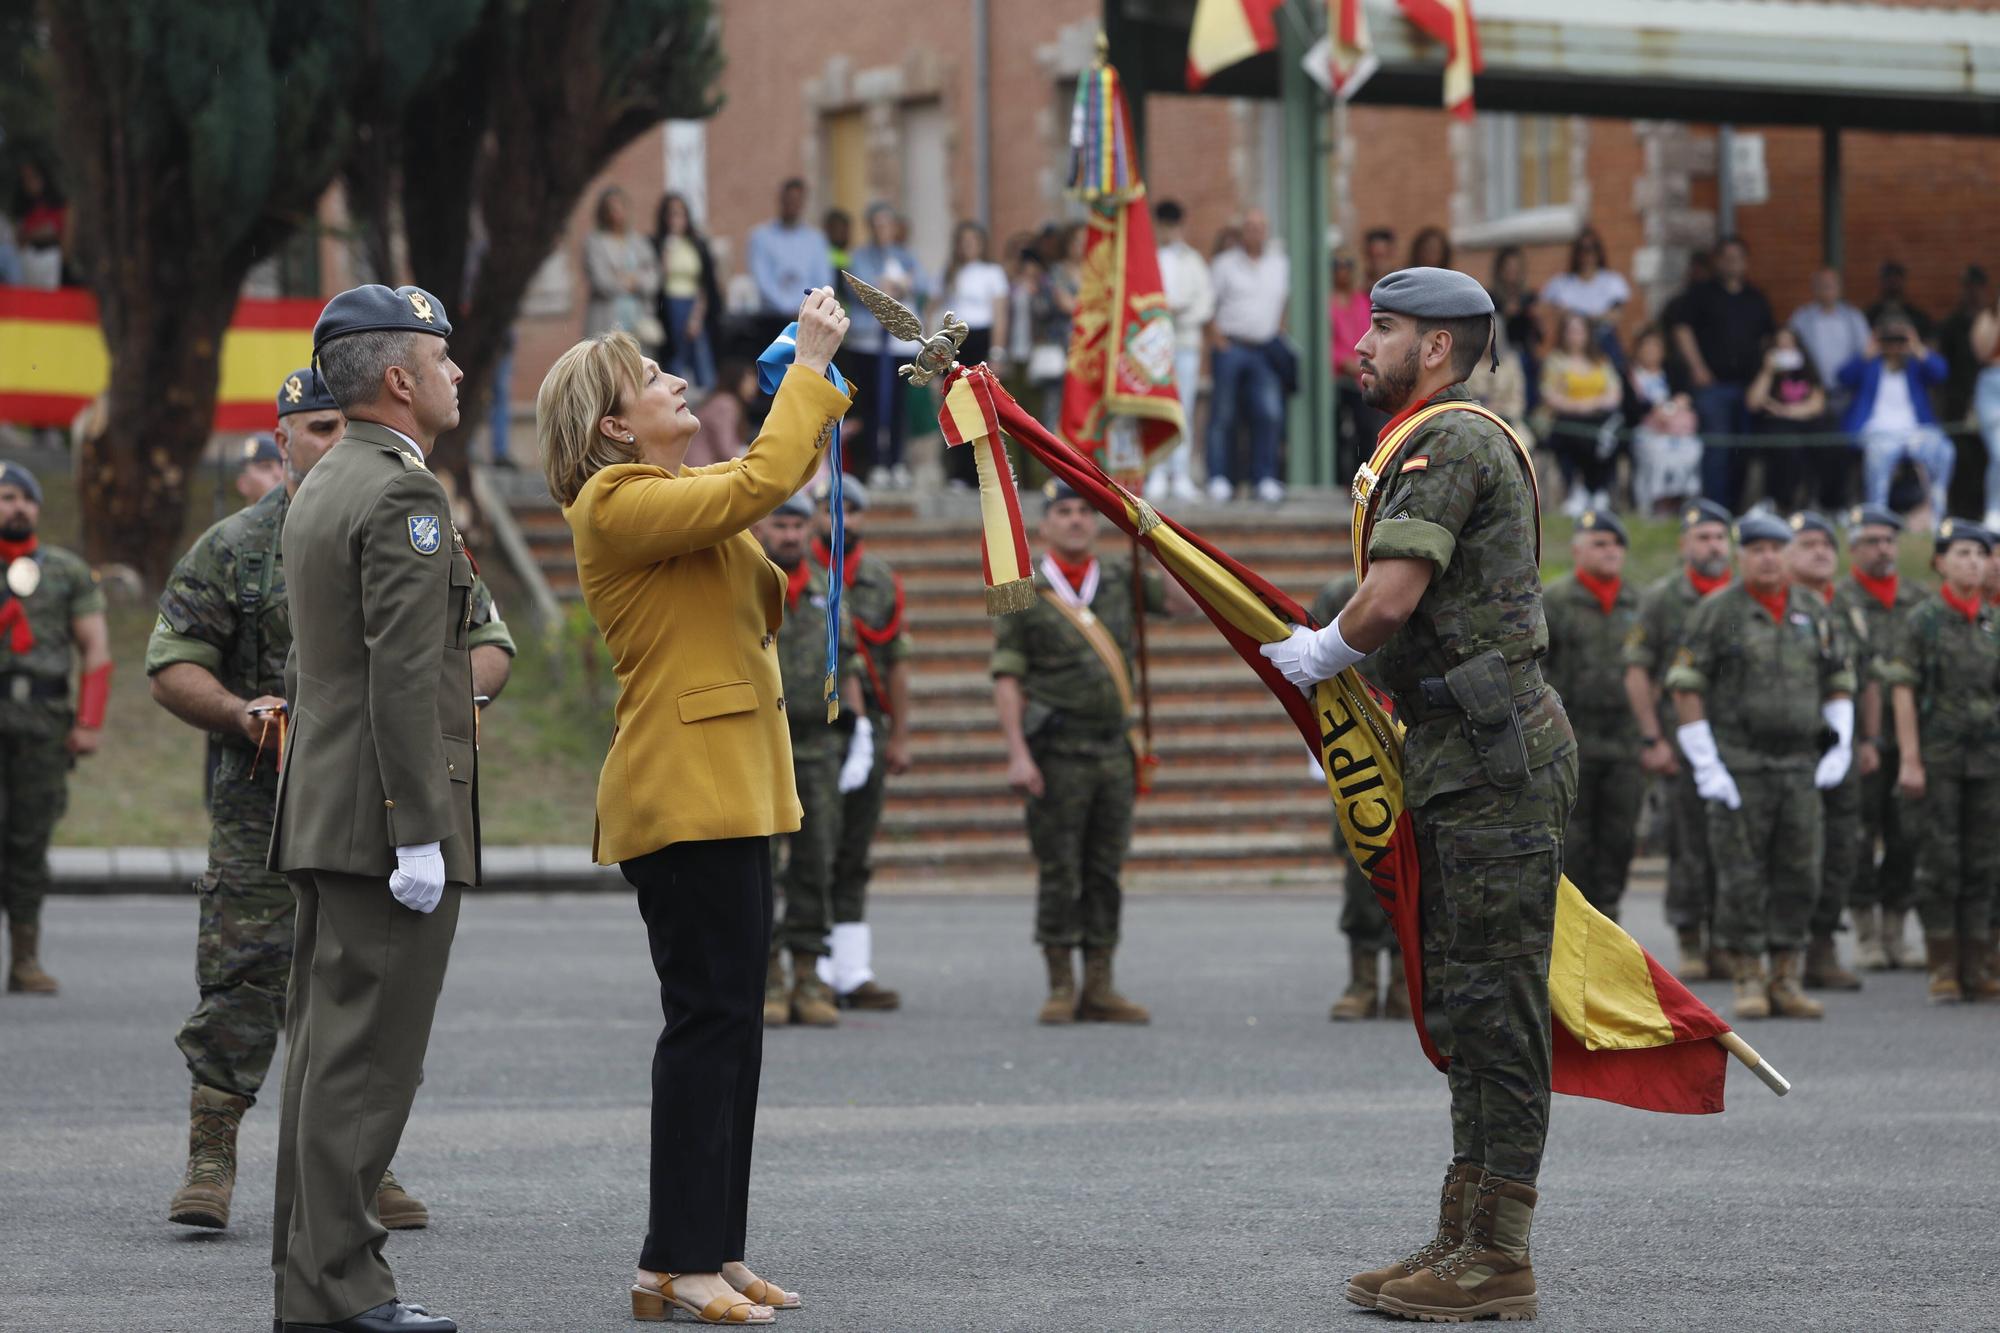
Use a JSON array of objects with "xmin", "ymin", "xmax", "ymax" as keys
[
  {"xmin": 991, "ymin": 557, "xmax": 1165, "ymax": 949},
  {"xmin": 1832, "ymin": 574, "xmax": 1923, "ymax": 917},
  {"xmin": 1876, "ymin": 592, "xmax": 2000, "ymax": 944},
  {"xmin": 1365, "ymin": 385, "xmax": 1578, "ymax": 1187},
  {"xmin": 771, "ymin": 563, "xmax": 858, "ymax": 957},
  {"xmin": 824, "ymin": 545, "xmax": 912, "ymax": 927},
  {"xmin": 1541, "ymin": 572, "xmax": 1642, "ymax": 919},
  {"xmin": 1310, "ymin": 574, "xmax": 1396, "ymax": 954},
  {"xmin": 0, "ymin": 544, "xmax": 103, "ymax": 930},
  {"xmin": 1666, "ymin": 584, "xmax": 1854, "ymax": 957},
  {"xmin": 1624, "ymin": 571, "xmax": 1717, "ymax": 934},
  {"xmin": 146, "ymin": 486, "xmax": 513, "ymax": 1102},
  {"xmin": 1812, "ymin": 588, "xmax": 1867, "ymax": 942}
]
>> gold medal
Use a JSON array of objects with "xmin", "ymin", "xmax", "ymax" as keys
[{"xmin": 6, "ymin": 556, "xmax": 38, "ymax": 598}]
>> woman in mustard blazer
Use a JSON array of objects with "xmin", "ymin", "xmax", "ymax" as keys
[{"xmin": 537, "ymin": 289, "xmax": 850, "ymax": 1326}]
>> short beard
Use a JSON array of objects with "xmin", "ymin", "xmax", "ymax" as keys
[
  {"xmin": 1361, "ymin": 345, "xmax": 1420, "ymax": 413},
  {"xmin": 0, "ymin": 519, "xmax": 32, "ymax": 542},
  {"xmin": 1689, "ymin": 553, "xmax": 1730, "ymax": 578}
]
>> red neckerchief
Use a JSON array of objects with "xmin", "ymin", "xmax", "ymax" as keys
[
  {"xmin": 783, "ymin": 559, "xmax": 812, "ymax": 610},
  {"xmin": 1047, "ymin": 552, "xmax": 1097, "ymax": 598},
  {"xmin": 1573, "ymin": 569, "xmax": 1623, "ymax": 616},
  {"xmin": 1686, "ymin": 566, "xmax": 1731, "ymax": 598},
  {"xmin": 1749, "ymin": 583, "xmax": 1791, "ymax": 625},
  {"xmin": 1814, "ymin": 583, "xmax": 1835, "ymax": 606},
  {"xmin": 1850, "ymin": 567, "xmax": 1899, "ymax": 612},
  {"xmin": 812, "ymin": 535, "xmax": 864, "ymax": 590},
  {"xmin": 1941, "ymin": 583, "xmax": 1983, "ymax": 624},
  {"xmin": 813, "ymin": 535, "xmax": 907, "ymax": 717},
  {"xmin": 0, "ymin": 534, "xmax": 37, "ymax": 655}
]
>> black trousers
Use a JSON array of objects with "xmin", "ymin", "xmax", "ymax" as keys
[{"xmin": 622, "ymin": 836, "xmax": 774, "ymax": 1273}]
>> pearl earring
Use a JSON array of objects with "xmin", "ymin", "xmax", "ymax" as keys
[{"xmin": 627, "ymin": 434, "xmax": 636, "ymax": 443}]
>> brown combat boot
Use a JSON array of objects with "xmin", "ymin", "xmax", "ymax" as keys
[
  {"xmin": 763, "ymin": 953, "xmax": 791, "ymax": 1028},
  {"xmin": 1730, "ymin": 952, "xmax": 1771, "ymax": 1021},
  {"xmin": 376, "ymin": 1165, "xmax": 429, "ymax": 1229},
  {"xmin": 167, "ymin": 1084, "xmax": 248, "ymax": 1229},
  {"xmin": 1674, "ymin": 927, "xmax": 1709, "ymax": 982},
  {"xmin": 1962, "ymin": 936, "xmax": 2000, "ymax": 1001},
  {"xmin": 1076, "ymin": 947, "xmax": 1150, "ymax": 1023},
  {"xmin": 1852, "ymin": 905, "xmax": 1888, "ymax": 970},
  {"xmin": 1802, "ymin": 935, "xmax": 1861, "ymax": 991},
  {"xmin": 1926, "ymin": 937, "xmax": 1963, "ymax": 1005},
  {"xmin": 1330, "ymin": 944, "xmax": 1380, "ymax": 1022},
  {"xmin": 6, "ymin": 918, "xmax": 58, "ymax": 994},
  {"xmin": 788, "ymin": 951, "xmax": 840, "ymax": 1027},
  {"xmin": 1376, "ymin": 1173, "xmax": 1539, "ymax": 1323},
  {"xmin": 1882, "ymin": 908, "xmax": 1921, "ymax": 969},
  {"xmin": 841, "ymin": 980, "xmax": 902, "ymax": 1011},
  {"xmin": 1382, "ymin": 955, "xmax": 1412, "ymax": 1021},
  {"xmin": 1038, "ymin": 946, "xmax": 1078, "ymax": 1025},
  {"xmin": 1767, "ymin": 951, "xmax": 1825, "ymax": 1018},
  {"xmin": 1345, "ymin": 1162, "xmax": 1482, "ymax": 1309}
]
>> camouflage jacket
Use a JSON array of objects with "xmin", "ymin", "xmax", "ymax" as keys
[
  {"xmin": 1623, "ymin": 569, "xmax": 1713, "ymax": 736},
  {"xmin": 777, "ymin": 561, "xmax": 861, "ymax": 762},
  {"xmin": 1541, "ymin": 572, "xmax": 1641, "ymax": 762},
  {"xmin": 819, "ymin": 542, "xmax": 912, "ymax": 724},
  {"xmin": 1362, "ymin": 384, "xmax": 1574, "ymax": 807},
  {"xmin": 1665, "ymin": 582, "xmax": 1856, "ymax": 772},
  {"xmin": 146, "ymin": 486, "xmax": 515, "ymax": 757},
  {"xmin": 990, "ymin": 556, "xmax": 1166, "ymax": 754},
  {"xmin": 0, "ymin": 542, "xmax": 104, "ymax": 737},
  {"xmin": 1308, "ymin": 572, "xmax": 1385, "ymax": 691},
  {"xmin": 1830, "ymin": 571, "xmax": 1925, "ymax": 724},
  {"xmin": 1876, "ymin": 591, "xmax": 2000, "ymax": 778}
]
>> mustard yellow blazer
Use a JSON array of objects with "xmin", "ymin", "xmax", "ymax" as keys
[{"xmin": 566, "ymin": 365, "xmax": 853, "ymax": 864}]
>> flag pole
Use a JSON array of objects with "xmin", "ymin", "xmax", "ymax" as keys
[{"xmin": 1715, "ymin": 1031, "xmax": 1791, "ymax": 1096}]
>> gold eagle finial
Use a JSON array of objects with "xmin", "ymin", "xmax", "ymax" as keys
[{"xmin": 840, "ymin": 270, "xmax": 970, "ymax": 387}]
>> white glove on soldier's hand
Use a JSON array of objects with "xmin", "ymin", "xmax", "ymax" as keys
[
  {"xmin": 838, "ymin": 717, "xmax": 875, "ymax": 794},
  {"xmin": 1815, "ymin": 697, "xmax": 1855, "ymax": 790},
  {"xmin": 389, "ymin": 842, "xmax": 445, "ymax": 914},
  {"xmin": 1259, "ymin": 618, "xmax": 1365, "ymax": 693},
  {"xmin": 1676, "ymin": 720, "xmax": 1742, "ymax": 811}
]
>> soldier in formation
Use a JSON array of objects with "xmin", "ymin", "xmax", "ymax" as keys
[
  {"xmin": 0, "ymin": 461, "xmax": 111, "ymax": 994},
  {"xmin": 147, "ymin": 368, "xmax": 515, "ymax": 1233},
  {"xmin": 1541, "ymin": 508, "xmax": 1642, "ymax": 920},
  {"xmin": 1668, "ymin": 512, "xmax": 1854, "ymax": 1021}
]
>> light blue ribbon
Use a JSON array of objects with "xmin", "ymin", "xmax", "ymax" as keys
[{"xmin": 759, "ymin": 323, "xmax": 849, "ymax": 719}]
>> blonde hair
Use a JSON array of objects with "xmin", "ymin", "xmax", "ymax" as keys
[{"xmin": 537, "ymin": 332, "xmax": 646, "ymax": 505}]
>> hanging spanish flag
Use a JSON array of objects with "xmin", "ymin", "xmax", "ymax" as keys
[
  {"xmin": 1185, "ymin": 0, "xmax": 1283, "ymax": 88},
  {"xmin": 1397, "ymin": 0, "xmax": 1482, "ymax": 118},
  {"xmin": 1329, "ymin": 0, "xmax": 1380, "ymax": 99},
  {"xmin": 1061, "ymin": 43, "xmax": 1184, "ymax": 474}
]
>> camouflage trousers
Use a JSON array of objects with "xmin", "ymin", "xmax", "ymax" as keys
[
  {"xmin": 1027, "ymin": 743, "xmax": 1135, "ymax": 950},
  {"xmin": 1813, "ymin": 759, "xmax": 1862, "ymax": 937},
  {"xmin": 1662, "ymin": 765, "xmax": 1717, "ymax": 932},
  {"xmin": 1852, "ymin": 745, "xmax": 1919, "ymax": 912},
  {"xmin": 0, "ymin": 725, "xmax": 72, "ymax": 928},
  {"xmin": 1705, "ymin": 768, "xmax": 1822, "ymax": 956},
  {"xmin": 1416, "ymin": 750, "xmax": 1577, "ymax": 1187},
  {"xmin": 1333, "ymin": 829, "xmax": 1398, "ymax": 953},
  {"xmin": 830, "ymin": 737, "xmax": 890, "ymax": 925},
  {"xmin": 1907, "ymin": 770, "xmax": 2000, "ymax": 942},
  {"xmin": 175, "ymin": 766, "xmax": 293, "ymax": 1102},
  {"xmin": 774, "ymin": 753, "xmax": 842, "ymax": 958},
  {"xmin": 1561, "ymin": 756, "xmax": 1644, "ymax": 921}
]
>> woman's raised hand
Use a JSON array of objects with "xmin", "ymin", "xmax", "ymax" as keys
[{"xmin": 795, "ymin": 286, "xmax": 849, "ymax": 374}]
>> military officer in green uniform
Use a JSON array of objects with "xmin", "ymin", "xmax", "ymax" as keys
[
  {"xmin": 1668, "ymin": 511, "xmax": 1855, "ymax": 1024},
  {"xmin": 1623, "ymin": 499, "xmax": 1733, "ymax": 978},
  {"xmin": 759, "ymin": 492, "xmax": 866, "ymax": 1030},
  {"xmin": 1310, "ymin": 562, "xmax": 1408, "ymax": 1022},
  {"xmin": 993, "ymin": 480, "xmax": 1194, "ymax": 1026},
  {"xmin": 810, "ymin": 476, "xmax": 912, "ymax": 1010},
  {"xmin": 1262, "ymin": 268, "xmax": 1575, "ymax": 1323},
  {"xmin": 1878, "ymin": 518, "xmax": 2000, "ymax": 1004},
  {"xmin": 265, "ymin": 286, "xmax": 478, "ymax": 1333},
  {"xmin": 1542, "ymin": 508, "xmax": 1642, "ymax": 921},
  {"xmin": 0, "ymin": 461, "xmax": 111, "ymax": 995},
  {"xmin": 1833, "ymin": 503, "xmax": 1924, "ymax": 971},
  {"xmin": 147, "ymin": 368, "xmax": 516, "ymax": 1235}
]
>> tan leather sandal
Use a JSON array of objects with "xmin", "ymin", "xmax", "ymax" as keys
[
  {"xmin": 631, "ymin": 1274, "xmax": 775, "ymax": 1324},
  {"xmin": 735, "ymin": 1277, "xmax": 801, "ymax": 1311}
]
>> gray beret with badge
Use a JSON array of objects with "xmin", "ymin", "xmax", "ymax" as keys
[
  {"xmin": 772, "ymin": 491, "xmax": 815, "ymax": 521},
  {"xmin": 240, "ymin": 436, "xmax": 283, "ymax": 468},
  {"xmin": 276, "ymin": 366, "xmax": 341, "ymax": 418},
  {"xmin": 1844, "ymin": 502, "xmax": 1903, "ymax": 535},
  {"xmin": 1576, "ymin": 508, "xmax": 1627, "ymax": 547},
  {"xmin": 313, "ymin": 284, "xmax": 453, "ymax": 355},
  {"xmin": 1369, "ymin": 266, "xmax": 1498, "ymax": 371},
  {"xmin": 1681, "ymin": 498, "xmax": 1733, "ymax": 532},
  {"xmin": 1935, "ymin": 517, "xmax": 1996, "ymax": 554},
  {"xmin": 814, "ymin": 474, "xmax": 869, "ymax": 513},
  {"xmin": 0, "ymin": 461, "xmax": 42, "ymax": 506},
  {"xmin": 1788, "ymin": 510, "xmax": 1837, "ymax": 543},
  {"xmin": 1734, "ymin": 511, "xmax": 1792, "ymax": 546}
]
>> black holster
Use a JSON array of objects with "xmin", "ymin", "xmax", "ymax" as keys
[{"xmin": 1442, "ymin": 649, "xmax": 1532, "ymax": 791}]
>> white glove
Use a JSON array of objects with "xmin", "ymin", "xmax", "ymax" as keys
[
  {"xmin": 1306, "ymin": 749, "xmax": 1328, "ymax": 785},
  {"xmin": 1259, "ymin": 617, "xmax": 1365, "ymax": 692},
  {"xmin": 389, "ymin": 841, "xmax": 446, "ymax": 914},
  {"xmin": 1815, "ymin": 697, "xmax": 1855, "ymax": 790},
  {"xmin": 1675, "ymin": 720, "xmax": 1742, "ymax": 811},
  {"xmin": 838, "ymin": 717, "xmax": 875, "ymax": 793}
]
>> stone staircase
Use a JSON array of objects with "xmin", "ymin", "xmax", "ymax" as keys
[{"xmin": 504, "ymin": 479, "xmax": 1349, "ymax": 893}]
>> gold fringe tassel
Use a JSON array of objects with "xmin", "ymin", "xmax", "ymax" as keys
[
  {"xmin": 1132, "ymin": 497, "xmax": 1163, "ymax": 535},
  {"xmin": 986, "ymin": 578, "xmax": 1038, "ymax": 616}
]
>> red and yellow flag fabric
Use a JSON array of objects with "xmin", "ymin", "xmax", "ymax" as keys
[
  {"xmin": 0, "ymin": 285, "xmax": 318, "ymax": 429},
  {"xmin": 1186, "ymin": 0, "xmax": 1282, "ymax": 88},
  {"xmin": 1329, "ymin": 0, "xmax": 1380, "ymax": 99},
  {"xmin": 1397, "ymin": 0, "xmax": 1482, "ymax": 118}
]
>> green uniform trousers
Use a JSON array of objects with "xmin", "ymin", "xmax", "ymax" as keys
[
  {"xmin": 1853, "ymin": 746, "xmax": 1919, "ymax": 912},
  {"xmin": 1333, "ymin": 828, "xmax": 1399, "ymax": 953},
  {"xmin": 1416, "ymin": 750, "xmax": 1577, "ymax": 1188},
  {"xmin": 272, "ymin": 870, "xmax": 459, "ymax": 1327},
  {"xmin": 1705, "ymin": 769, "xmax": 1822, "ymax": 956},
  {"xmin": 1908, "ymin": 772, "xmax": 2000, "ymax": 942},
  {"xmin": 774, "ymin": 753, "xmax": 841, "ymax": 957},
  {"xmin": 0, "ymin": 727, "xmax": 71, "ymax": 928},
  {"xmin": 1027, "ymin": 743, "xmax": 1135, "ymax": 950},
  {"xmin": 1662, "ymin": 765, "xmax": 1717, "ymax": 932},
  {"xmin": 1813, "ymin": 760, "xmax": 1862, "ymax": 937},
  {"xmin": 830, "ymin": 740, "xmax": 890, "ymax": 925},
  {"xmin": 177, "ymin": 765, "xmax": 292, "ymax": 1101},
  {"xmin": 1561, "ymin": 756, "xmax": 1644, "ymax": 921}
]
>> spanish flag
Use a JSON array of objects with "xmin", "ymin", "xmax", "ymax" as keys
[
  {"xmin": 1397, "ymin": 0, "xmax": 1482, "ymax": 118},
  {"xmin": 1186, "ymin": 0, "xmax": 1282, "ymax": 88}
]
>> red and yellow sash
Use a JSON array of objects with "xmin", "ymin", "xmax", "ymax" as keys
[
  {"xmin": 1037, "ymin": 586, "xmax": 1148, "ymax": 777},
  {"xmin": 1349, "ymin": 400, "xmax": 1540, "ymax": 577}
]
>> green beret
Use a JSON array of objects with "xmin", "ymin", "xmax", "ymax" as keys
[
  {"xmin": 276, "ymin": 367, "xmax": 340, "ymax": 418},
  {"xmin": 1788, "ymin": 510, "xmax": 1837, "ymax": 542},
  {"xmin": 1734, "ymin": 512, "xmax": 1792, "ymax": 547},
  {"xmin": 1844, "ymin": 503, "xmax": 1902, "ymax": 535},
  {"xmin": 1681, "ymin": 499, "xmax": 1733, "ymax": 533},
  {"xmin": 1369, "ymin": 266, "xmax": 1495, "ymax": 318},
  {"xmin": 1936, "ymin": 517, "xmax": 1996, "ymax": 554},
  {"xmin": 1576, "ymin": 508, "xmax": 1628, "ymax": 546},
  {"xmin": 772, "ymin": 491, "xmax": 814, "ymax": 521},
  {"xmin": 313, "ymin": 284, "xmax": 452, "ymax": 355}
]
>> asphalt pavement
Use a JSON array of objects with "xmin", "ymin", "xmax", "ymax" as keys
[{"xmin": 4, "ymin": 889, "xmax": 1996, "ymax": 1332}]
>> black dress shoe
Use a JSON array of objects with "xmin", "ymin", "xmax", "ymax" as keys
[{"xmin": 282, "ymin": 1301, "xmax": 455, "ymax": 1332}]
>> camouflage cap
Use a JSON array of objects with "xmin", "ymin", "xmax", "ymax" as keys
[
  {"xmin": 1734, "ymin": 511, "xmax": 1793, "ymax": 547},
  {"xmin": 276, "ymin": 367, "xmax": 340, "ymax": 418},
  {"xmin": 1576, "ymin": 508, "xmax": 1628, "ymax": 546},
  {"xmin": 0, "ymin": 461, "xmax": 42, "ymax": 505},
  {"xmin": 313, "ymin": 284, "xmax": 452, "ymax": 355},
  {"xmin": 1681, "ymin": 498, "xmax": 1733, "ymax": 533},
  {"xmin": 1844, "ymin": 502, "xmax": 1903, "ymax": 535},
  {"xmin": 1935, "ymin": 517, "xmax": 1996, "ymax": 554},
  {"xmin": 1788, "ymin": 510, "xmax": 1837, "ymax": 543}
]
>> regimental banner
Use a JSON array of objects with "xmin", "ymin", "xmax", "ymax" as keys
[
  {"xmin": 1060, "ymin": 200, "xmax": 1183, "ymax": 469},
  {"xmin": 0, "ymin": 285, "xmax": 319, "ymax": 429}
]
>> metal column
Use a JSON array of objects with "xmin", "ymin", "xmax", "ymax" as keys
[
  {"xmin": 1820, "ymin": 123, "xmax": 1844, "ymax": 271},
  {"xmin": 1280, "ymin": 16, "xmax": 1334, "ymax": 490}
]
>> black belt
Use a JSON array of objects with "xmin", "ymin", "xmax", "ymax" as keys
[
  {"xmin": 1400, "ymin": 660, "xmax": 1544, "ymax": 726},
  {"xmin": 1, "ymin": 674, "xmax": 68, "ymax": 704}
]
